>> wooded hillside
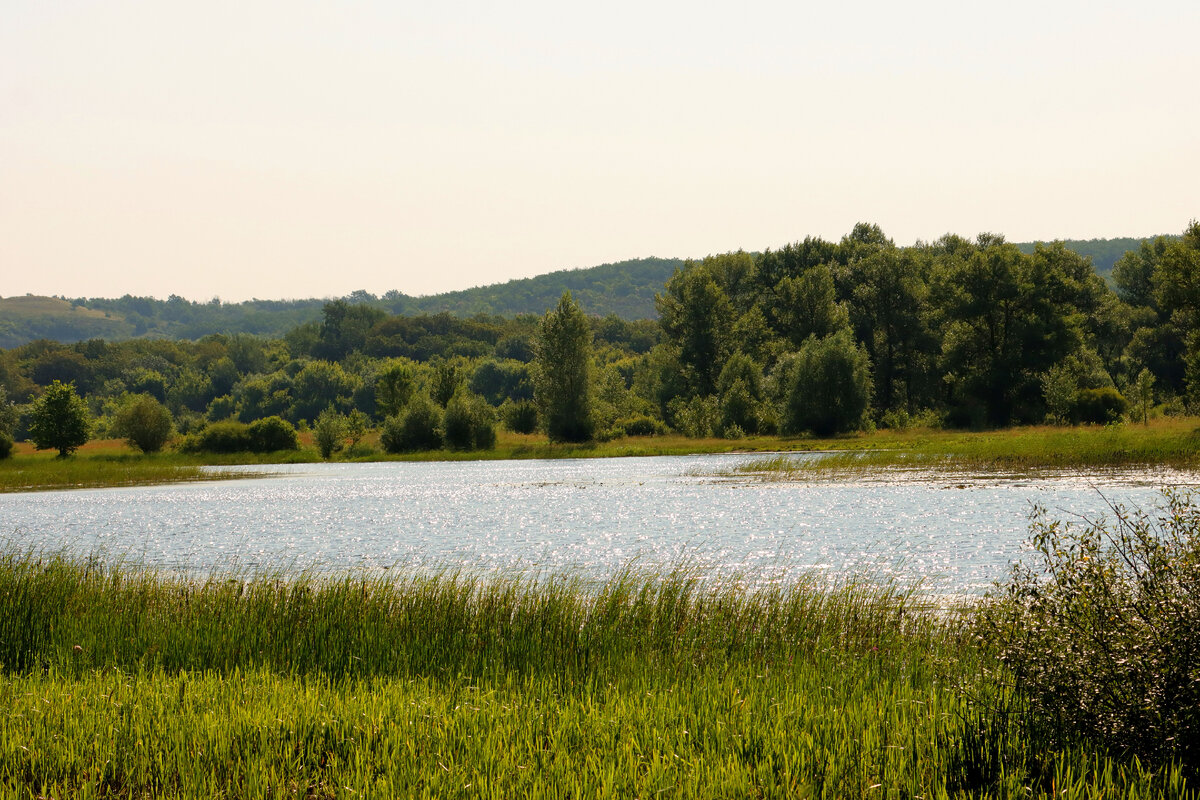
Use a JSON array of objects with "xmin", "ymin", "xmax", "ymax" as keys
[{"xmin": 0, "ymin": 236, "xmax": 1168, "ymax": 349}]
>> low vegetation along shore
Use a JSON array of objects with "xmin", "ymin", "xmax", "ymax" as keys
[
  {"xmin": 735, "ymin": 417, "xmax": 1200, "ymax": 480},
  {"xmin": 3, "ymin": 417, "xmax": 1198, "ymax": 494},
  {"xmin": 3, "ymin": 489, "xmax": 1199, "ymax": 796}
]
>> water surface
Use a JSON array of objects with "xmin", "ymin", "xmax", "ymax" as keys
[{"xmin": 2, "ymin": 453, "xmax": 1191, "ymax": 594}]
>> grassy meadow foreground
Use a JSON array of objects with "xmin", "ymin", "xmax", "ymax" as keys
[{"xmin": 3, "ymin": 488, "xmax": 1200, "ymax": 800}]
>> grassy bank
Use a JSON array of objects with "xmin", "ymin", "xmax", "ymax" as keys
[
  {"xmin": 0, "ymin": 551, "xmax": 1194, "ymax": 798},
  {"xmin": 736, "ymin": 418, "xmax": 1200, "ymax": 480},
  {"xmin": 0, "ymin": 453, "xmax": 256, "ymax": 493},
  {"xmin": 0, "ymin": 433, "xmax": 769, "ymax": 493},
  {"xmin": 5, "ymin": 418, "xmax": 1199, "ymax": 493}
]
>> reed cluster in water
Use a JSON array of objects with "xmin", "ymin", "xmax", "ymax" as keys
[{"xmin": 738, "ymin": 420, "xmax": 1200, "ymax": 479}]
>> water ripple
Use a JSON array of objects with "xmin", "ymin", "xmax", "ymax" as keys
[{"xmin": 0, "ymin": 453, "xmax": 1189, "ymax": 593}]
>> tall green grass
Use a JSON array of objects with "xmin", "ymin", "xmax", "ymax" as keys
[
  {"xmin": 0, "ymin": 554, "xmax": 935, "ymax": 679},
  {"xmin": 0, "ymin": 552, "xmax": 1193, "ymax": 797}
]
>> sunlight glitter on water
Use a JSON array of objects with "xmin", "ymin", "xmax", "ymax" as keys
[{"xmin": 1, "ymin": 454, "xmax": 1191, "ymax": 594}]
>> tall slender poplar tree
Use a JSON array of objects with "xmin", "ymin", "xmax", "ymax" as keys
[{"xmin": 534, "ymin": 292, "xmax": 594, "ymax": 443}]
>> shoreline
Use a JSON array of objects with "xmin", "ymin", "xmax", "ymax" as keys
[{"xmin": 3, "ymin": 417, "xmax": 1198, "ymax": 493}]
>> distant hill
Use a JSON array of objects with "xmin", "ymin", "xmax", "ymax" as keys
[
  {"xmin": 1013, "ymin": 236, "xmax": 1175, "ymax": 281},
  {"xmin": 0, "ymin": 257, "xmax": 684, "ymax": 348},
  {"xmin": 391, "ymin": 257, "xmax": 683, "ymax": 319},
  {"xmin": 0, "ymin": 295, "xmax": 134, "ymax": 349},
  {"xmin": 0, "ymin": 238, "xmax": 1171, "ymax": 348}
]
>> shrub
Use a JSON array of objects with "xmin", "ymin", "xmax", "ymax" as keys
[
  {"xmin": 344, "ymin": 410, "xmax": 369, "ymax": 449},
  {"xmin": 181, "ymin": 417, "xmax": 298, "ymax": 453},
  {"xmin": 182, "ymin": 420, "xmax": 252, "ymax": 453},
  {"xmin": 501, "ymin": 400, "xmax": 539, "ymax": 434},
  {"xmin": 442, "ymin": 392, "xmax": 496, "ymax": 451},
  {"xmin": 469, "ymin": 401, "xmax": 496, "ymax": 450},
  {"xmin": 111, "ymin": 394, "xmax": 175, "ymax": 453},
  {"xmin": 312, "ymin": 407, "xmax": 346, "ymax": 460},
  {"xmin": 0, "ymin": 433, "xmax": 12, "ymax": 460},
  {"xmin": 247, "ymin": 416, "xmax": 299, "ymax": 452},
  {"xmin": 343, "ymin": 441, "xmax": 377, "ymax": 459},
  {"xmin": 1074, "ymin": 386, "xmax": 1128, "ymax": 424},
  {"xmin": 378, "ymin": 416, "xmax": 403, "ymax": 453},
  {"xmin": 174, "ymin": 410, "xmax": 206, "ymax": 436},
  {"xmin": 667, "ymin": 395, "xmax": 718, "ymax": 438},
  {"xmin": 718, "ymin": 378, "xmax": 761, "ymax": 436},
  {"xmin": 380, "ymin": 395, "xmax": 442, "ymax": 453},
  {"xmin": 983, "ymin": 491, "xmax": 1200, "ymax": 770},
  {"xmin": 618, "ymin": 415, "xmax": 667, "ymax": 437}
]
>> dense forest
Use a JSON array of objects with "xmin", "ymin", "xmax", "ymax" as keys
[
  {"xmin": 1, "ymin": 224, "xmax": 1196, "ymax": 455},
  {"xmin": 0, "ymin": 237, "xmax": 1168, "ymax": 350}
]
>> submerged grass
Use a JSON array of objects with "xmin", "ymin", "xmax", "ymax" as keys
[
  {"xmin": 0, "ymin": 453, "xmax": 260, "ymax": 494},
  {"xmin": 738, "ymin": 419, "xmax": 1200, "ymax": 480},
  {"xmin": 0, "ymin": 551, "xmax": 1193, "ymax": 797}
]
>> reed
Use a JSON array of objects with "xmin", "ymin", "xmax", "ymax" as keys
[
  {"xmin": 0, "ymin": 551, "xmax": 1192, "ymax": 797},
  {"xmin": 0, "ymin": 554, "xmax": 940, "ymax": 680}
]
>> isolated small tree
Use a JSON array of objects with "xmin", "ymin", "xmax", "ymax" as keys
[
  {"xmin": 345, "ymin": 409, "xmax": 369, "ymax": 449},
  {"xmin": 1041, "ymin": 363, "xmax": 1077, "ymax": 425},
  {"xmin": 0, "ymin": 387, "xmax": 16, "ymax": 460},
  {"xmin": 111, "ymin": 394, "xmax": 175, "ymax": 453},
  {"xmin": 0, "ymin": 386, "xmax": 17, "ymax": 438},
  {"xmin": 1135, "ymin": 368, "xmax": 1156, "ymax": 426},
  {"xmin": 534, "ymin": 292, "xmax": 594, "ymax": 443},
  {"xmin": 313, "ymin": 406, "xmax": 346, "ymax": 460},
  {"xmin": 28, "ymin": 380, "xmax": 92, "ymax": 458}
]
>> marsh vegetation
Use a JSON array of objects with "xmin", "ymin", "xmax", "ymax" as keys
[{"xmin": 2, "ymin": 490, "xmax": 1198, "ymax": 797}]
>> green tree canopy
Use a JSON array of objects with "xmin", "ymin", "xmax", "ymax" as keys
[
  {"xmin": 534, "ymin": 292, "xmax": 594, "ymax": 443},
  {"xmin": 784, "ymin": 331, "xmax": 873, "ymax": 436},
  {"xmin": 0, "ymin": 386, "xmax": 17, "ymax": 437},
  {"xmin": 28, "ymin": 380, "xmax": 92, "ymax": 457},
  {"xmin": 656, "ymin": 264, "xmax": 733, "ymax": 396},
  {"xmin": 290, "ymin": 360, "xmax": 360, "ymax": 422},
  {"xmin": 111, "ymin": 393, "xmax": 175, "ymax": 453},
  {"xmin": 373, "ymin": 358, "xmax": 418, "ymax": 418},
  {"xmin": 313, "ymin": 406, "xmax": 346, "ymax": 460}
]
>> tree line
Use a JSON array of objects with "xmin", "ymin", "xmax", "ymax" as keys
[
  {"xmin": 643, "ymin": 221, "xmax": 1198, "ymax": 437},
  {"xmin": 0, "ymin": 236, "xmax": 1174, "ymax": 351},
  {"xmin": 1, "ymin": 222, "xmax": 1197, "ymax": 456}
]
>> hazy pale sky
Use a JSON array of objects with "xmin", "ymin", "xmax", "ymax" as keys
[{"xmin": 2, "ymin": 1, "xmax": 1197, "ymax": 302}]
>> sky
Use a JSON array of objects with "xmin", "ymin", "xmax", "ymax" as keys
[{"xmin": 2, "ymin": 0, "xmax": 1197, "ymax": 303}]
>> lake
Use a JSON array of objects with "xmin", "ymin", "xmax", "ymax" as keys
[{"xmin": 2, "ymin": 453, "xmax": 1193, "ymax": 594}]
